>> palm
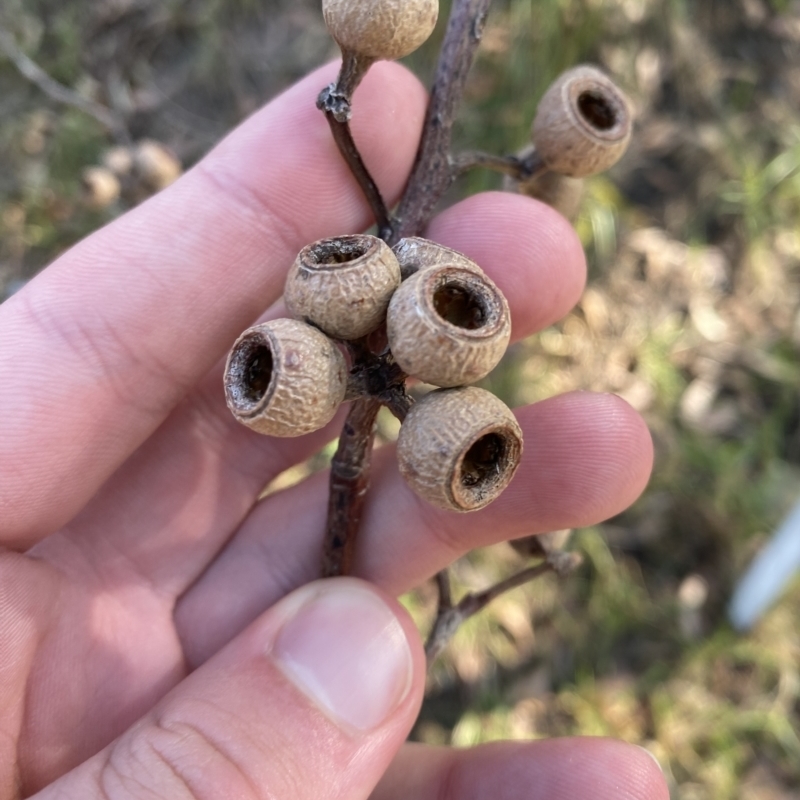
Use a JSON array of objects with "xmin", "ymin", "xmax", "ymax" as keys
[{"xmin": 1, "ymin": 63, "xmax": 657, "ymax": 799}]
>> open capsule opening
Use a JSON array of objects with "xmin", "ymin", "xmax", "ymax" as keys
[
  {"xmin": 433, "ymin": 283, "xmax": 487, "ymax": 330},
  {"xmin": 577, "ymin": 89, "xmax": 618, "ymax": 131},
  {"xmin": 306, "ymin": 236, "xmax": 373, "ymax": 266},
  {"xmin": 226, "ymin": 333, "xmax": 275, "ymax": 411},
  {"xmin": 453, "ymin": 423, "xmax": 521, "ymax": 509},
  {"xmin": 461, "ymin": 432, "xmax": 505, "ymax": 487},
  {"xmin": 242, "ymin": 344, "xmax": 273, "ymax": 403}
]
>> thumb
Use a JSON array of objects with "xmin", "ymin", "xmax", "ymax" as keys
[{"xmin": 38, "ymin": 579, "xmax": 424, "ymax": 800}]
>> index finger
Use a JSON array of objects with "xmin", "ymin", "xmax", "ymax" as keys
[{"xmin": 0, "ymin": 61, "xmax": 428, "ymax": 548}]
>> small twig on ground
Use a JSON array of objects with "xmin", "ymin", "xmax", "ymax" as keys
[
  {"xmin": 425, "ymin": 550, "xmax": 583, "ymax": 665},
  {"xmin": 0, "ymin": 28, "xmax": 129, "ymax": 142}
]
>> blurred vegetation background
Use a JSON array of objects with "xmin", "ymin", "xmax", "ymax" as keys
[{"xmin": 2, "ymin": 0, "xmax": 800, "ymax": 797}]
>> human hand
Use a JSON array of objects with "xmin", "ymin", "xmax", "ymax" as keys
[{"xmin": 0, "ymin": 62, "xmax": 666, "ymax": 799}]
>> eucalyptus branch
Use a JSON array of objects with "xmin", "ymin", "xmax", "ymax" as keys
[
  {"xmin": 226, "ymin": 0, "xmax": 635, "ymax": 677},
  {"xmin": 452, "ymin": 146, "xmax": 547, "ymax": 181},
  {"xmin": 323, "ymin": 115, "xmax": 394, "ymax": 240},
  {"xmin": 322, "ymin": 396, "xmax": 382, "ymax": 578},
  {"xmin": 322, "ymin": 0, "xmax": 496, "ymax": 577},
  {"xmin": 393, "ymin": 0, "xmax": 494, "ymax": 243},
  {"xmin": 425, "ymin": 550, "xmax": 583, "ymax": 665},
  {"xmin": 318, "ymin": 55, "xmax": 392, "ymax": 240},
  {"xmin": 0, "ymin": 28, "xmax": 129, "ymax": 142}
]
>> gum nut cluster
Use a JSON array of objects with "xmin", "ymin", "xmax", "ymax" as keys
[
  {"xmin": 323, "ymin": 0, "xmax": 439, "ymax": 61},
  {"xmin": 223, "ymin": 234, "xmax": 523, "ymax": 512},
  {"xmin": 532, "ymin": 64, "xmax": 632, "ymax": 177}
]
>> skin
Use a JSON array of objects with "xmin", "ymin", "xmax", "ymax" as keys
[{"xmin": 0, "ymin": 62, "xmax": 667, "ymax": 800}]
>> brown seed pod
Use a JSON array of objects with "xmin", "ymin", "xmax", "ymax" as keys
[
  {"xmin": 392, "ymin": 237, "xmax": 484, "ymax": 280},
  {"xmin": 397, "ymin": 387, "xmax": 523, "ymax": 512},
  {"xmin": 387, "ymin": 264, "xmax": 510, "ymax": 387},
  {"xmin": 224, "ymin": 318, "xmax": 347, "ymax": 437},
  {"xmin": 101, "ymin": 146, "xmax": 134, "ymax": 177},
  {"xmin": 284, "ymin": 234, "xmax": 401, "ymax": 340},
  {"xmin": 323, "ymin": 0, "xmax": 439, "ymax": 61},
  {"xmin": 532, "ymin": 65, "xmax": 632, "ymax": 178},
  {"xmin": 134, "ymin": 139, "xmax": 182, "ymax": 190},
  {"xmin": 81, "ymin": 166, "xmax": 121, "ymax": 209}
]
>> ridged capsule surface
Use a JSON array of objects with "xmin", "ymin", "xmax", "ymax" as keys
[
  {"xmin": 532, "ymin": 64, "xmax": 632, "ymax": 177},
  {"xmin": 392, "ymin": 237, "xmax": 484, "ymax": 280},
  {"xmin": 397, "ymin": 387, "xmax": 523, "ymax": 512},
  {"xmin": 323, "ymin": 0, "xmax": 439, "ymax": 61},
  {"xmin": 387, "ymin": 264, "xmax": 511, "ymax": 387},
  {"xmin": 284, "ymin": 234, "xmax": 401, "ymax": 340},
  {"xmin": 224, "ymin": 318, "xmax": 347, "ymax": 437}
]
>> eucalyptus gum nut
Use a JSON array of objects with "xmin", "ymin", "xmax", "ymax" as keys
[
  {"xmin": 392, "ymin": 237, "xmax": 484, "ymax": 280},
  {"xmin": 387, "ymin": 264, "xmax": 511, "ymax": 388},
  {"xmin": 224, "ymin": 319, "xmax": 347, "ymax": 437},
  {"xmin": 323, "ymin": 0, "xmax": 439, "ymax": 61},
  {"xmin": 397, "ymin": 387, "xmax": 523, "ymax": 512},
  {"xmin": 532, "ymin": 65, "xmax": 632, "ymax": 178},
  {"xmin": 284, "ymin": 234, "xmax": 401, "ymax": 340}
]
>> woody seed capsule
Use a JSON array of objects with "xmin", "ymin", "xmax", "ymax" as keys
[
  {"xmin": 224, "ymin": 318, "xmax": 347, "ymax": 437},
  {"xmin": 397, "ymin": 387, "xmax": 523, "ymax": 512},
  {"xmin": 392, "ymin": 237, "xmax": 484, "ymax": 280},
  {"xmin": 323, "ymin": 0, "xmax": 439, "ymax": 61},
  {"xmin": 532, "ymin": 65, "xmax": 632, "ymax": 178},
  {"xmin": 387, "ymin": 264, "xmax": 511, "ymax": 387},
  {"xmin": 284, "ymin": 234, "xmax": 401, "ymax": 340}
]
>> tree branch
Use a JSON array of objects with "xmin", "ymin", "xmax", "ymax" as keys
[
  {"xmin": 452, "ymin": 146, "xmax": 547, "ymax": 181},
  {"xmin": 320, "ymin": 0, "xmax": 498, "ymax": 578},
  {"xmin": 425, "ymin": 551, "xmax": 583, "ymax": 665},
  {"xmin": 322, "ymin": 397, "xmax": 382, "ymax": 578},
  {"xmin": 319, "ymin": 112, "xmax": 393, "ymax": 240},
  {"xmin": 392, "ymin": 0, "xmax": 494, "ymax": 243},
  {"xmin": 0, "ymin": 28, "xmax": 128, "ymax": 142},
  {"xmin": 318, "ymin": 54, "xmax": 393, "ymax": 240}
]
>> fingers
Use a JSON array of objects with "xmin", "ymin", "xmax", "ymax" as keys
[
  {"xmin": 175, "ymin": 392, "xmax": 652, "ymax": 666},
  {"xmin": 371, "ymin": 740, "xmax": 669, "ymax": 800},
  {"xmin": 358, "ymin": 392, "xmax": 653, "ymax": 591},
  {"xmin": 33, "ymin": 579, "xmax": 425, "ymax": 800},
  {"xmin": 0, "ymin": 60, "xmax": 428, "ymax": 549},
  {"xmin": 61, "ymin": 192, "xmax": 586, "ymax": 597},
  {"xmin": 426, "ymin": 191, "xmax": 586, "ymax": 339}
]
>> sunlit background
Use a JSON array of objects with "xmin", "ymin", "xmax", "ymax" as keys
[{"xmin": 2, "ymin": 1, "xmax": 800, "ymax": 797}]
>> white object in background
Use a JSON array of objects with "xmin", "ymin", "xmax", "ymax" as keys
[{"xmin": 729, "ymin": 498, "xmax": 800, "ymax": 631}]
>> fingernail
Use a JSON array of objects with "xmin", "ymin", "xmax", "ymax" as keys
[{"xmin": 271, "ymin": 581, "xmax": 413, "ymax": 731}]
